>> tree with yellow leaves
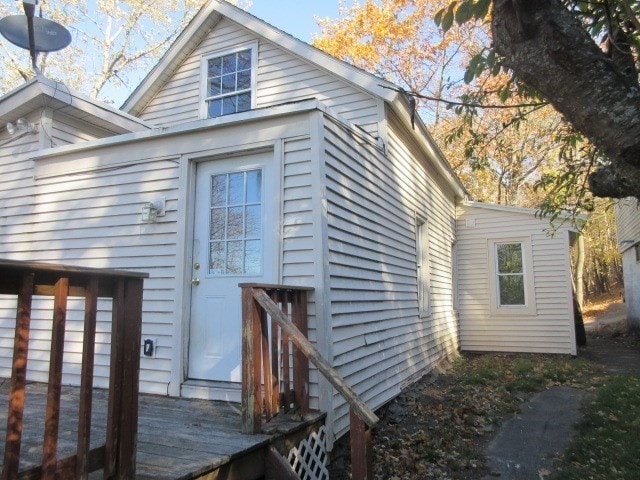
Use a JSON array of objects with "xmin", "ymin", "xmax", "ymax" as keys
[{"xmin": 0, "ymin": 0, "xmax": 252, "ymax": 102}]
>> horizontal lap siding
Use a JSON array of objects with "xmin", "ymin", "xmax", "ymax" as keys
[
  {"xmin": 456, "ymin": 205, "xmax": 574, "ymax": 354},
  {"xmin": 323, "ymin": 113, "xmax": 458, "ymax": 436},
  {"xmin": 615, "ymin": 198, "xmax": 640, "ymax": 245},
  {"xmin": 0, "ymin": 157, "xmax": 180, "ymax": 394},
  {"xmin": 49, "ymin": 112, "xmax": 115, "ymax": 146},
  {"xmin": 139, "ymin": 19, "xmax": 381, "ymax": 135}
]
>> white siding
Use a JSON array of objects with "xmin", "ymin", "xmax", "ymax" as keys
[
  {"xmin": 615, "ymin": 198, "xmax": 640, "ymax": 326},
  {"xmin": 138, "ymin": 18, "xmax": 381, "ymax": 134},
  {"xmin": 49, "ymin": 112, "xmax": 116, "ymax": 147},
  {"xmin": 322, "ymin": 112, "xmax": 459, "ymax": 437},
  {"xmin": 0, "ymin": 157, "xmax": 180, "ymax": 394},
  {"xmin": 456, "ymin": 204, "xmax": 575, "ymax": 354}
]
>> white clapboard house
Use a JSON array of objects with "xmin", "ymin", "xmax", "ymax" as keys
[
  {"xmin": 616, "ymin": 198, "xmax": 640, "ymax": 329},
  {"xmin": 0, "ymin": 0, "xmax": 582, "ymax": 445}
]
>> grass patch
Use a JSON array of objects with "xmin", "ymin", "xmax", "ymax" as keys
[{"xmin": 554, "ymin": 375, "xmax": 640, "ymax": 480}]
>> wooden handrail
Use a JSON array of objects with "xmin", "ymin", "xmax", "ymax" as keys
[
  {"xmin": 241, "ymin": 284, "xmax": 378, "ymax": 480},
  {"xmin": 0, "ymin": 260, "xmax": 147, "ymax": 480},
  {"xmin": 251, "ymin": 288, "xmax": 379, "ymax": 427}
]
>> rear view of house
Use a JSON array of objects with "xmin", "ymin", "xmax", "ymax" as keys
[{"xmin": 0, "ymin": 0, "xmax": 584, "ymax": 476}]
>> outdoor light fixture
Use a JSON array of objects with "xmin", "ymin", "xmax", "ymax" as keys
[
  {"xmin": 141, "ymin": 199, "xmax": 166, "ymax": 223},
  {"xmin": 6, "ymin": 117, "xmax": 37, "ymax": 135}
]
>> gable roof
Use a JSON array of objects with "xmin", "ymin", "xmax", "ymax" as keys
[
  {"xmin": 121, "ymin": 0, "xmax": 399, "ymax": 116},
  {"xmin": 0, "ymin": 76, "xmax": 150, "ymax": 135},
  {"xmin": 121, "ymin": 0, "xmax": 466, "ymax": 199}
]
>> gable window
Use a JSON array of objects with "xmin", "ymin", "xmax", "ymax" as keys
[
  {"xmin": 202, "ymin": 45, "xmax": 256, "ymax": 118},
  {"xmin": 416, "ymin": 218, "xmax": 430, "ymax": 316},
  {"xmin": 488, "ymin": 238, "xmax": 536, "ymax": 315},
  {"xmin": 496, "ymin": 242, "xmax": 525, "ymax": 306}
]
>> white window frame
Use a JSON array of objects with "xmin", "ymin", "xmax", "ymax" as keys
[
  {"xmin": 199, "ymin": 42, "xmax": 258, "ymax": 119},
  {"xmin": 416, "ymin": 216, "xmax": 431, "ymax": 317},
  {"xmin": 488, "ymin": 237, "xmax": 536, "ymax": 316}
]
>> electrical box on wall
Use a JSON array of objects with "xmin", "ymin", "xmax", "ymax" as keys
[{"xmin": 143, "ymin": 338, "xmax": 157, "ymax": 358}]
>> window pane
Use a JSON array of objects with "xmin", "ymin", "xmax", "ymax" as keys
[
  {"xmin": 221, "ymin": 73, "xmax": 236, "ymax": 94},
  {"xmin": 222, "ymin": 96, "xmax": 238, "ymax": 115},
  {"xmin": 245, "ymin": 240, "xmax": 261, "ymax": 275},
  {"xmin": 228, "ymin": 173, "xmax": 243, "ymax": 204},
  {"xmin": 208, "ymin": 99, "xmax": 222, "ymax": 118},
  {"xmin": 207, "ymin": 57, "xmax": 222, "ymax": 77},
  {"xmin": 499, "ymin": 275, "xmax": 525, "ymax": 305},
  {"xmin": 246, "ymin": 170, "xmax": 262, "ymax": 203},
  {"xmin": 211, "ymin": 208, "xmax": 226, "ymax": 240},
  {"xmin": 222, "ymin": 53, "xmax": 236, "ymax": 74},
  {"xmin": 210, "ymin": 242, "xmax": 225, "ymax": 274},
  {"xmin": 497, "ymin": 243, "xmax": 523, "ymax": 274},
  {"xmin": 237, "ymin": 49, "xmax": 251, "ymax": 70},
  {"xmin": 245, "ymin": 205, "xmax": 261, "ymax": 238},
  {"xmin": 211, "ymin": 175, "xmax": 227, "ymax": 207},
  {"xmin": 208, "ymin": 77, "xmax": 221, "ymax": 97},
  {"xmin": 237, "ymin": 70, "xmax": 251, "ymax": 90},
  {"xmin": 227, "ymin": 241, "xmax": 244, "ymax": 274},
  {"xmin": 227, "ymin": 206, "xmax": 243, "ymax": 239},
  {"xmin": 236, "ymin": 92, "xmax": 251, "ymax": 113}
]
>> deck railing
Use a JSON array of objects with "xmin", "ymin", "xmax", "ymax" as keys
[
  {"xmin": 0, "ymin": 259, "xmax": 147, "ymax": 480},
  {"xmin": 240, "ymin": 283, "xmax": 379, "ymax": 480}
]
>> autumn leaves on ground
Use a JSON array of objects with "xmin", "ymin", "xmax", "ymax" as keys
[{"xmin": 330, "ymin": 312, "xmax": 639, "ymax": 479}]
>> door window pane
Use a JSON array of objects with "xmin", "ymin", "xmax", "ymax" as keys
[{"xmin": 208, "ymin": 169, "xmax": 263, "ymax": 275}]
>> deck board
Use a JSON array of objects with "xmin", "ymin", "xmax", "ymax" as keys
[{"xmin": 0, "ymin": 382, "xmax": 324, "ymax": 479}]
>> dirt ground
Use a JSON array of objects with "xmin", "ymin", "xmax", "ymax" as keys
[{"xmin": 328, "ymin": 295, "xmax": 637, "ymax": 479}]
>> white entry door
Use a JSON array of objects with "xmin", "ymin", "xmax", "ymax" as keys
[{"xmin": 188, "ymin": 152, "xmax": 277, "ymax": 382}]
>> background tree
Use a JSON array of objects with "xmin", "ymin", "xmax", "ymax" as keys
[
  {"xmin": 0, "ymin": 0, "xmax": 252, "ymax": 103},
  {"xmin": 314, "ymin": 0, "xmax": 623, "ymax": 297}
]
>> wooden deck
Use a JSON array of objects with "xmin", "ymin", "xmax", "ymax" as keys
[{"xmin": 0, "ymin": 381, "xmax": 325, "ymax": 479}]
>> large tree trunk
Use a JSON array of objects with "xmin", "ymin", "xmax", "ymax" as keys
[{"xmin": 491, "ymin": 0, "xmax": 640, "ymax": 199}]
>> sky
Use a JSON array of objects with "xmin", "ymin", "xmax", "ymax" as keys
[{"xmin": 249, "ymin": 0, "xmax": 341, "ymax": 42}]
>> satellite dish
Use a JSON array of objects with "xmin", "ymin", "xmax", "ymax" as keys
[
  {"xmin": 0, "ymin": 2, "xmax": 72, "ymax": 74},
  {"xmin": 0, "ymin": 15, "xmax": 71, "ymax": 52}
]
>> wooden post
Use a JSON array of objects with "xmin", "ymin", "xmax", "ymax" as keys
[
  {"xmin": 42, "ymin": 277, "xmax": 69, "ymax": 480},
  {"xmin": 242, "ymin": 287, "xmax": 263, "ymax": 434},
  {"xmin": 2, "ymin": 273, "xmax": 34, "ymax": 480},
  {"xmin": 105, "ymin": 279, "xmax": 125, "ymax": 478},
  {"xmin": 76, "ymin": 278, "xmax": 98, "ymax": 480},
  {"xmin": 117, "ymin": 278, "xmax": 144, "ymax": 478},
  {"xmin": 350, "ymin": 408, "xmax": 373, "ymax": 480}
]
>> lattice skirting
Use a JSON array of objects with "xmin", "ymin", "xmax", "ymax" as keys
[{"xmin": 287, "ymin": 425, "xmax": 329, "ymax": 480}]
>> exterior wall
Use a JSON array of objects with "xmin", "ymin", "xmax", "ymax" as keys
[
  {"xmin": 138, "ymin": 18, "xmax": 381, "ymax": 135},
  {"xmin": 49, "ymin": 111, "xmax": 117, "ymax": 146},
  {"xmin": 322, "ymin": 111, "xmax": 459, "ymax": 437},
  {"xmin": 616, "ymin": 198, "xmax": 640, "ymax": 326},
  {"xmin": 456, "ymin": 204, "xmax": 576, "ymax": 355},
  {"xmin": 0, "ymin": 110, "xmax": 320, "ymax": 399}
]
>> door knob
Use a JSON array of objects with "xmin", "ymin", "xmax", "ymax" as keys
[{"xmin": 191, "ymin": 278, "xmax": 200, "ymax": 286}]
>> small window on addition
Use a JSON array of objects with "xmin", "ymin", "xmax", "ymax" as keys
[
  {"xmin": 495, "ymin": 242, "xmax": 526, "ymax": 306},
  {"xmin": 635, "ymin": 243, "xmax": 640, "ymax": 263},
  {"xmin": 202, "ymin": 46, "xmax": 255, "ymax": 118},
  {"xmin": 416, "ymin": 218, "xmax": 430, "ymax": 316}
]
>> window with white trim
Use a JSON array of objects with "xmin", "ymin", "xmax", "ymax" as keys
[
  {"xmin": 488, "ymin": 237, "xmax": 536, "ymax": 315},
  {"xmin": 202, "ymin": 45, "xmax": 256, "ymax": 118},
  {"xmin": 495, "ymin": 242, "xmax": 526, "ymax": 306},
  {"xmin": 416, "ymin": 218, "xmax": 430, "ymax": 315}
]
